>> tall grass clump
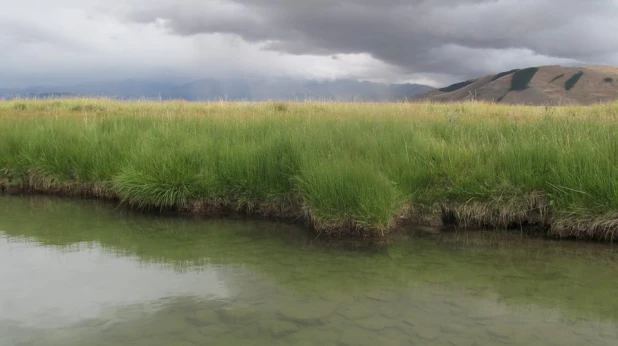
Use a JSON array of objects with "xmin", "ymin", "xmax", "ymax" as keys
[
  {"xmin": 215, "ymin": 136, "xmax": 300, "ymax": 204},
  {"xmin": 296, "ymin": 158, "xmax": 404, "ymax": 234},
  {"xmin": 2, "ymin": 99, "xmax": 618, "ymax": 239},
  {"xmin": 114, "ymin": 139, "xmax": 216, "ymax": 209}
]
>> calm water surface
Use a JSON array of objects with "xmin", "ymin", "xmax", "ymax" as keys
[{"xmin": 1, "ymin": 196, "xmax": 618, "ymax": 346}]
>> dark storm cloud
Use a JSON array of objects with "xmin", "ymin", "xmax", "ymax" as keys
[{"xmin": 123, "ymin": 0, "xmax": 618, "ymax": 78}]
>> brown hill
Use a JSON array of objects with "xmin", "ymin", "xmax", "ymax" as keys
[{"xmin": 412, "ymin": 65, "xmax": 618, "ymax": 105}]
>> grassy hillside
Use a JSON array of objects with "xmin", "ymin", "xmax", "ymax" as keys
[
  {"xmin": 1, "ymin": 99, "xmax": 618, "ymax": 239},
  {"xmin": 414, "ymin": 65, "xmax": 618, "ymax": 105}
]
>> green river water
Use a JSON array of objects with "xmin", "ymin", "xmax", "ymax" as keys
[{"xmin": 1, "ymin": 195, "xmax": 617, "ymax": 346}]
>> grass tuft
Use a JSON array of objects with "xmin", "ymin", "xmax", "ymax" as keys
[
  {"xmin": 70, "ymin": 104, "xmax": 106, "ymax": 112},
  {"xmin": 296, "ymin": 158, "xmax": 404, "ymax": 233},
  {"xmin": 13, "ymin": 103, "xmax": 27, "ymax": 111}
]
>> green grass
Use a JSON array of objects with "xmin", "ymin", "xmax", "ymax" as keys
[
  {"xmin": 491, "ymin": 69, "xmax": 519, "ymax": 81},
  {"xmin": 565, "ymin": 71, "xmax": 584, "ymax": 91},
  {"xmin": 509, "ymin": 67, "xmax": 539, "ymax": 91},
  {"xmin": 1, "ymin": 99, "xmax": 618, "ymax": 238},
  {"xmin": 438, "ymin": 79, "xmax": 477, "ymax": 92},
  {"xmin": 550, "ymin": 74, "xmax": 565, "ymax": 83}
]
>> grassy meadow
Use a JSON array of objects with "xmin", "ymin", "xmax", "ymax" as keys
[{"xmin": 1, "ymin": 99, "xmax": 618, "ymax": 239}]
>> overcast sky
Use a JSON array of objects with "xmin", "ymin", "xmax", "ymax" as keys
[{"xmin": 2, "ymin": 0, "xmax": 618, "ymax": 87}]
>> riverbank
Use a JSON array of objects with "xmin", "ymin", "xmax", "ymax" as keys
[{"xmin": 1, "ymin": 99, "xmax": 618, "ymax": 239}]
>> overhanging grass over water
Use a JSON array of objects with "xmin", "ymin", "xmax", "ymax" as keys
[{"xmin": 1, "ymin": 99, "xmax": 618, "ymax": 238}]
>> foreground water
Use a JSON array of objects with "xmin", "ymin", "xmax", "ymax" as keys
[{"xmin": 1, "ymin": 196, "xmax": 617, "ymax": 346}]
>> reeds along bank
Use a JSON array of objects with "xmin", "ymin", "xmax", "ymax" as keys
[{"xmin": 1, "ymin": 100, "xmax": 618, "ymax": 239}]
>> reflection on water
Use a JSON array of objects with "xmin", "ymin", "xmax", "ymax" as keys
[
  {"xmin": 0, "ymin": 241, "xmax": 229, "ymax": 330},
  {"xmin": 0, "ymin": 196, "xmax": 617, "ymax": 346}
]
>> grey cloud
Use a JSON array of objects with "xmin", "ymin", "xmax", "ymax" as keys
[
  {"xmin": 2, "ymin": 20, "xmax": 70, "ymax": 50},
  {"xmin": 0, "ymin": 17, "xmax": 94, "ymax": 53},
  {"xmin": 122, "ymin": 0, "xmax": 618, "ymax": 79}
]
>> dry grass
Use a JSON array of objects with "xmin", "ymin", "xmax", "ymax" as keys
[
  {"xmin": 415, "ymin": 65, "xmax": 618, "ymax": 105},
  {"xmin": 442, "ymin": 191, "xmax": 551, "ymax": 229}
]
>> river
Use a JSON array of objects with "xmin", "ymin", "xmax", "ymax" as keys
[{"xmin": 1, "ymin": 195, "xmax": 617, "ymax": 346}]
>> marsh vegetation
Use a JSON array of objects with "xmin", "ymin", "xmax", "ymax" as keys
[{"xmin": 1, "ymin": 99, "xmax": 618, "ymax": 238}]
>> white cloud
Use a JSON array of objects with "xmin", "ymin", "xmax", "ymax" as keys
[{"xmin": 0, "ymin": 0, "xmax": 419, "ymax": 87}]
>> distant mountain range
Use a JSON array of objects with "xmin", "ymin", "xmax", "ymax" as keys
[
  {"xmin": 0, "ymin": 78, "xmax": 434, "ymax": 102},
  {"xmin": 412, "ymin": 65, "xmax": 618, "ymax": 105}
]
